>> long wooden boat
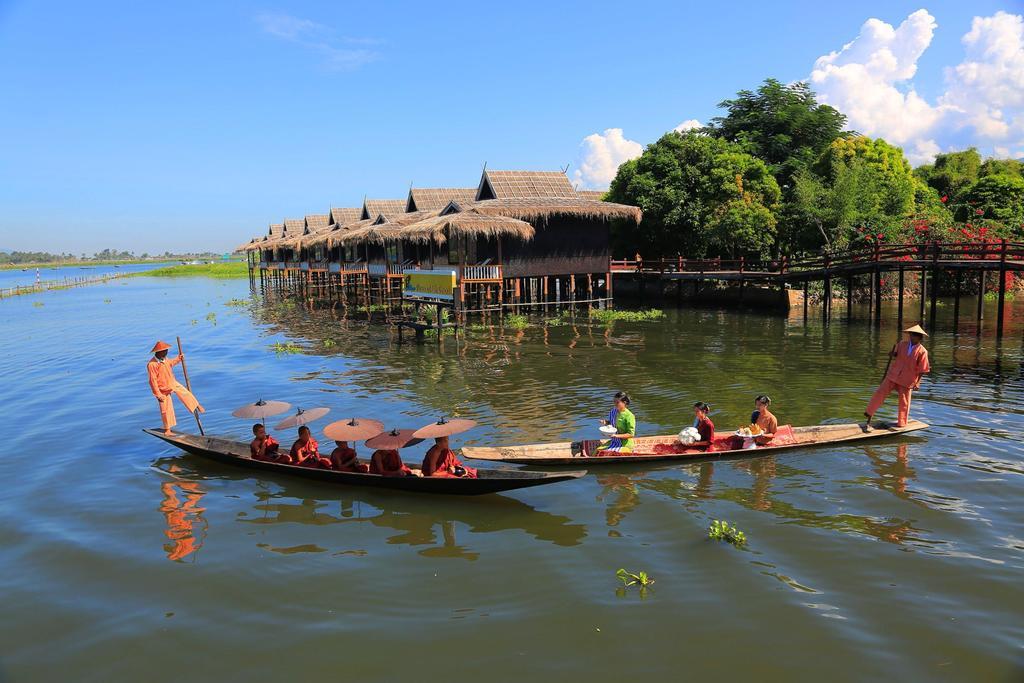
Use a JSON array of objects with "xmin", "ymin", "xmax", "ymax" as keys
[
  {"xmin": 144, "ymin": 429, "xmax": 584, "ymax": 495},
  {"xmin": 460, "ymin": 420, "xmax": 928, "ymax": 466}
]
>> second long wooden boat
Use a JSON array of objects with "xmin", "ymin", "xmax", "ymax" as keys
[
  {"xmin": 461, "ymin": 420, "xmax": 928, "ymax": 466},
  {"xmin": 144, "ymin": 429, "xmax": 584, "ymax": 495}
]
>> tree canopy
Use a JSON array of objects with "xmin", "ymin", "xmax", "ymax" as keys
[{"xmin": 607, "ymin": 131, "xmax": 780, "ymax": 258}]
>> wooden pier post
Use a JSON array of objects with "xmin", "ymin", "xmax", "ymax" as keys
[
  {"xmin": 977, "ymin": 271, "xmax": 986, "ymax": 323},
  {"xmin": 996, "ymin": 239, "xmax": 1008, "ymax": 338},
  {"xmin": 953, "ymin": 270, "xmax": 962, "ymax": 331},
  {"xmin": 823, "ymin": 252, "xmax": 832, "ymax": 322}
]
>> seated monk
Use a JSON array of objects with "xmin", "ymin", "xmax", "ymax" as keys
[
  {"xmin": 330, "ymin": 440, "xmax": 369, "ymax": 473},
  {"xmin": 421, "ymin": 436, "xmax": 478, "ymax": 478},
  {"xmin": 369, "ymin": 449, "xmax": 413, "ymax": 477},
  {"xmin": 250, "ymin": 423, "xmax": 291, "ymax": 463},
  {"xmin": 290, "ymin": 426, "xmax": 331, "ymax": 468}
]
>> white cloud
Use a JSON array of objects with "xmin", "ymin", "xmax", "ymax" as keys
[
  {"xmin": 810, "ymin": 9, "xmax": 1024, "ymax": 165},
  {"xmin": 255, "ymin": 12, "xmax": 379, "ymax": 71},
  {"xmin": 572, "ymin": 128, "xmax": 643, "ymax": 189},
  {"xmin": 674, "ymin": 119, "xmax": 702, "ymax": 132}
]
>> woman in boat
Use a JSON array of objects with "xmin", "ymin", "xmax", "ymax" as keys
[
  {"xmin": 599, "ymin": 391, "xmax": 627, "ymax": 429},
  {"xmin": 595, "ymin": 393, "xmax": 636, "ymax": 454},
  {"xmin": 691, "ymin": 402, "xmax": 715, "ymax": 451},
  {"xmin": 330, "ymin": 440, "xmax": 368, "ymax": 472},
  {"xmin": 421, "ymin": 436, "xmax": 478, "ymax": 478},
  {"xmin": 290, "ymin": 426, "xmax": 331, "ymax": 468},
  {"xmin": 370, "ymin": 449, "xmax": 414, "ymax": 477},
  {"xmin": 752, "ymin": 395, "xmax": 777, "ymax": 444},
  {"xmin": 250, "ymin": 423, "xmax": 290, "ymax": 463}
]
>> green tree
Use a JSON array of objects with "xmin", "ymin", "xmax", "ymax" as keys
[
  {"xmin": 964, "ymin": 175, "xmax": 1024, "ymax": 229},
  {"xmin": 922, "ymin": 148, "xmax": 981, "ymax": 200},
  {"xmin": 607, "ymin": 131, "xmax": 780, "ymax": 258},
  {"xmin": 708, "ymin": 78, "xmax": 847, "ymax": 188},
  {"xmin": 979, "ymin": 158, "xmax": 1023, "ymax": 179}
]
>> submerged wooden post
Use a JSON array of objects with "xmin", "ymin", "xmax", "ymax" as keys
[{"xmin": 996, "ymin": 239, "xmax": 1008, "ymax": 338}]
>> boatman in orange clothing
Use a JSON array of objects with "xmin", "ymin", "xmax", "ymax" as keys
[
  {"xmin": 147, "ymin": 340, "xmax": 204, "ymax": 435},
  {"xmin": 864, "ymin": 324, "xmax": 930, "ymax": 430}
]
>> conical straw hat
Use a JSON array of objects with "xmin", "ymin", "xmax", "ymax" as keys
[{"xmin": 903, "ymin": 324, "xmax": 928, "ymax": 337}]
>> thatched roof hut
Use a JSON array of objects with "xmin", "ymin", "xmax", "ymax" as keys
[
  {"xmin": 406, "ymin": 188, "xmax": 477, "ymax": 213},
  {"xmin": 467, "ymin": 197, "xmax": 641, "ymax": 224},
  {"xmin": 476, "ymin": 170, "xmax": 576, "ymax": 200},
  {"xmin": 396, "ymin": 211, "xmax": 535, "ymax": 245},
  {"xmin": 576, "ymin": 189, "xmax": 606, "ymax": 200},
  {"xmin": 329, "ymin": 207, "xmax": 361, "ymax": 226},
  {"xmin": 360, "ymin": 199, "xmax": 406, "ymax": 221}
]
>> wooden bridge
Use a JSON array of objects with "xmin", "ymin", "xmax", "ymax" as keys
[{"xmin": 612, "ymin": 240, "xmax": 1024, "ymax": 337}]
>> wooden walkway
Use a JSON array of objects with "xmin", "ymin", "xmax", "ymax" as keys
[
  {"xmin": 613, "ymin": 240, "xmax": 1024, "ymax": 337},
  {"xmin": 0, "ymin": 272, "xmax": 129, "ymax": 300}
]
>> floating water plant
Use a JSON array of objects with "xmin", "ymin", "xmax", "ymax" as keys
[
  {"xmin": 589, "ymin": 308, "xmax": 665, "ymax": 324},
  {"xmin": 708, "ymin": 520, "xmax": 747, "ymax": 546},
  {"xmin": 32, "ymin": 301, "xmax": 44, "ymax": 307},
  {"xmin": 271, "ymin": 341, "xmax": 302, "ymax": 355},
  {"xmin": 205, "ymin": 312, "xmax": 217, "ymax": 325},
  {"xmin": 224, "ymin": 298, "xmax": 248, "ymax": 307},
  {"xmin": 322, "ymin": 339, "xmax": 336, "ymax": 348},
  {"xmin": 616, "ymin": 568, "xmax": 655, "ymax": 588},
  {"xmin": 505, "ymin": 313, "xmax": 530, "ymax": 329}
]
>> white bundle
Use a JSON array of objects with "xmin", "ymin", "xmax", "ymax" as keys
[{"xmin": 677, "ymin": 427, "xmax": 700, "ymax": 445}]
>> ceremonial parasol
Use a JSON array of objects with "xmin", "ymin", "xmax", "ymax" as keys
[
  {"xmin": 275, "ymin": 407, "xmax": 330, "ymax": 430},
  {"xmin": 231, "ymin": 399, "xmax": 291, "ymax": 425},
  {"xmin": 412, "ymin": 417, "xmax": 478, "ymax": 439},
  {"xmin": 323, "ymin": 417, "xmax": 385, "ymax": 442},
  {"xmin": 365, "ymin": 428, "xmax": 423, "ymax": 450}
]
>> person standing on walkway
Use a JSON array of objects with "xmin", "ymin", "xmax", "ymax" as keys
[
  {"xmin": 864, "ymin": 325, "xmax": 930, "ymax": 429},
  {"xmin": 147, "ymin": 340, "xmax": 204, "ymax": 435}
]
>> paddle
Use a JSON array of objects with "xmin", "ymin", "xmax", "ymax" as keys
[{"xmin": 177, "ymin": 336, "xmax": 204, "ymax": 436}]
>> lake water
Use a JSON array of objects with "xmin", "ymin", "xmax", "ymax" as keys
[
  {"xmin": 1, "ymin": 275, "xmax": 1022, "ymax": 682},
  {"xmin": 0, "ymin": 262, "xmax": 177, "ymax": 289}
]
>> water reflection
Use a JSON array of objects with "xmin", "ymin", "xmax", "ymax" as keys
[
  {"xmin": 153, "ymin": 455, "xmax": 586, "ymax": 560},
  {"xmin": 158, "ymin": 465, "xmax": 208, "ymax": 563}
]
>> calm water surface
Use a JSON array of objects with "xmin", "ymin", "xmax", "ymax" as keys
[
  {"xmin": 1, "ymin": 276, "xmax": 1022, "ymax": 682},
  {"xmin": 0, "ymin": 262, "xmax": 174, "ymax": 288}
]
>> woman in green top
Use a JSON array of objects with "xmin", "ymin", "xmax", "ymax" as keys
[{"xmin": 596, "ymin": 393, "xmax": 636, "ymax": 454}]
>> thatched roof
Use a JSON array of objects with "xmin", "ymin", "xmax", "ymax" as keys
[
  {"xmin": 360, "ymin": 199, "xmax": 406, "ymax": 221},
  {"xmin": 330, "ymin": 207, "xmax": 361, "ymax": 226},
  {"xmin": 399, "ymin": 211, "xmax": 536, "ymax": 245},
  {"xmin": 468, "ymin": 197, "xmax": 641, "ymax": 223},
  {"xmin": 406, "ymin": 188, "xmax": 477, "ymax": 213},
  {"xmin": 269, "ymin": 223, "xmax": 284, "ymax": 239},
  {"xmin": 477, "ymin": 170, "xmax": 576, "ymax": 200},
  {"xmin": 335, "ymin": 210, "xmax": 432, "ymax": 245},
  {"xmin": 305, "ymin": 214, "xmax": 329, "ymax": 232},
  {"xmin": 236, "ymin": 238, "xmax": 258, "ymax": 252},
  {"xmin": 576, "ymin": 189, "xmax": 606, "ymax": 200}
]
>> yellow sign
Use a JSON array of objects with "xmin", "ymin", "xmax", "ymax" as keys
[{"xmin": 403, "ymin": 270, "xmax": 457, "ymax": 301}]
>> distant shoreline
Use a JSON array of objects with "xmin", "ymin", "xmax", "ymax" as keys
[{"xmin": 0, "ymin": 259, "xmax": 179, "ymax": 271}]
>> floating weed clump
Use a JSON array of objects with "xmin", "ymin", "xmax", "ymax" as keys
[
  {"xmin": 103, "ymin": 298, "xmax": 111, "ymax": 304},
  {"xmin": 322, "ymin": 338, "xmax": 336, "ymax": 348},
  {"xmin": 504, "ymin": 313, "xmax": 530, "ymax": 329},
  {"xmin": 32, "ymin": 301, "xmax": 44, "ymax": 308},
  {"xmin": 205, "ymin": 312, "xmax": 217, "ymax": 325},
  {"xmin": 272, "ymin": 341, "xmax": 302, "ymax": 355},
  {"xmin": 589, "ymin": 308, "xmax": 665, "ymax": 324},
  {"xmin": 708, "ymin": 520, "xmax": 747, "ymax": 547},
  {"xmin": 224, "ymin": 298, "xmax": 248, "ymax": 307},
  {"xmin": 358, "ymin": 303, "xmax": 388, "ymax": 313},
  {"xmin": 616, "ymin": 568, "xmax": 655, "ymax": 588}
]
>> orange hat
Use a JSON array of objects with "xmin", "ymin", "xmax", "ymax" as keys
[{"xmin": 151, "ymin": 340, "xmax": 171, "ymax": 353}]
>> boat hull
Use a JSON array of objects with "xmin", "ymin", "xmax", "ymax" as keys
[
  {"xmin": 144, "ymin": 429, "xmax": 583, "ymax": 495},
  {"xmin": 460, "ymin": 420, "xmax": 928, "ymax": 465}
]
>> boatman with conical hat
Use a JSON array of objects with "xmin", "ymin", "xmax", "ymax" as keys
[
  {"xmin": 864, "ymin": 324, "xmax": 930, "ymax": 430},
  {"xmin": 147, "ymin": 341, "xmax": 204, "ymax": 435}
]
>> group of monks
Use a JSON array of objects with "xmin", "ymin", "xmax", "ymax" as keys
[{"xmin": 248, "ymin": 424, "xmax": 476, "ymax": 478}]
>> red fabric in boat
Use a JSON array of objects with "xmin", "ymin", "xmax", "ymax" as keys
[{"xmin": 772, "ymin": 424, "xmax": 795, "ymax": 446}]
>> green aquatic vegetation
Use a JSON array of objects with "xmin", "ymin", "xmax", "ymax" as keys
[
  {"xmin": 224, "ymin": 298, "xmax": 248, "ymax": 307},
  {"xmin": 190, "ymin": 319, "xmax": 198, "ymax": 325},
  {"xmin": 32, "ymin": 301, "xmax": 44, "ymax": 307},
  {"xmin": 272, "ymin": 341, "xmax": 303, "ymax": 355},
  {"xmin": 984, "ymin": 291, "xmax": 1015, "ymax": 301},
  {"xmin": 708, "ymin": 520, "xmax": 747, "ymax": 546},
  {"xmin": 617, "ymin": 568, "xmax": 654, "ymax": 588},
  {"xmin": 357, "ymin": 303, "xmax": 388, "ymax": 313},
  {"xmin": 322, "ymin": 339, "xmax": 336, "ymax": 348},
  {"xmin": 130, "ymin": 262, "xmax": 248, "ymax": 278},
  {"xmin": 205, "ymin": 312, "xmax": 217, "ymax": 325},
  {"xmin": 505, "ymin": 313, "xmax": 530, "ymax": 329},
  {"xmin": 589, "ymin": 308, "xmax": 665, "ymax": 324},
  {"xmin": 103, "ymin": 299, "xmax": 111, "ymax": 304}
]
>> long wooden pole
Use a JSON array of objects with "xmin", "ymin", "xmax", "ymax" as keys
[{"xmin": 176, "ymin": 336, "xmax": 204, "ymax": 435}]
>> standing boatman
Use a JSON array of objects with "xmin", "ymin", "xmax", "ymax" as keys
[
  {"xmin": 864, "ymin": 324, "xmax": 930, "ymax": 430},
  {"xmin": 148, "ymin": 340, "xmax": 204, "ymax": 435}
]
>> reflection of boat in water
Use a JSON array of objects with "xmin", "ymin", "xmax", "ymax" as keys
[
  {"xmin": 463, "ymin": 420, "xmax": 928, "ymax": 465},
  {"xmin": 145, "ymin": 429, "xmax": 583, "ymax": 495}
]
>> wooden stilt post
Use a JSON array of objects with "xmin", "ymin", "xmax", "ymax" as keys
[
  {"xmin": 953, "ymin": 270, "xmax": 962, "ymax": 331},
  {"xmin": 977, "ymin": 270, "xmax": 986, "ymax": 323},
  {"xmin": 996, "ymin": 239, "xmax": 1008, "ymax": 338}
]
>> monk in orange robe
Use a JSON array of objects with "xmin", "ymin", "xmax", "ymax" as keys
[
  {"xmin": 147, "ymin": 340, "xmax": 204, "ymax": 435},
  {"xmin": 330, "ymin": 441, "xmax": 368, "ymax": 472},
  {"xmin": 865, "ymin": 324, "xmax": 931, "ymax": 429},
  {"xmin": 290, "ymin": 426, "xmax": 331, "ymax": 468},
  {"xmin": 421, "ymin": 436, "xmax": 478, "ymax": 478},
  {"xmin": 250, "ymin": 424, "xmax": 290, "ymax": 463},
  {"xmin": 370, "ymin": 449, "xmax": 413, "ymax": 477}
]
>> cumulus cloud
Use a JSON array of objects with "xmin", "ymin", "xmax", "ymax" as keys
[
  {"xmin": 572, "ymin": 128, "xmax": 643, "ymax": 189},
  {"xmin": 255, "ymin": 12, "xmax": 379, "ymax": 71},
  {"xmin": 810, "ymin": 9, "xmax": 1024, "ymax": 164},
  {"xmin": 674, "ymin": 119, "xmax": 703, "ymax": 132}
]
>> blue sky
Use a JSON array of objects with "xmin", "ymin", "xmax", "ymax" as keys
[{"xmin": 0, "ymin": 1, "xmax": 1019, "ymax": 254}]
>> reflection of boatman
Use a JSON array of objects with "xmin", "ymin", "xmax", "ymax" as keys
[
  {"xmin": 865, "ymin": 325, "xmax": 930, "ymax": 430},
  {"xmin": 147, "ymin": 340, "xmax": 204, "ymax": 435}
]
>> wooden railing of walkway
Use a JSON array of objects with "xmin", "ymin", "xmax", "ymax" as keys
[{"xmin": 614, "ymin": 240, "xmax": 1024, "ymax": 337}]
